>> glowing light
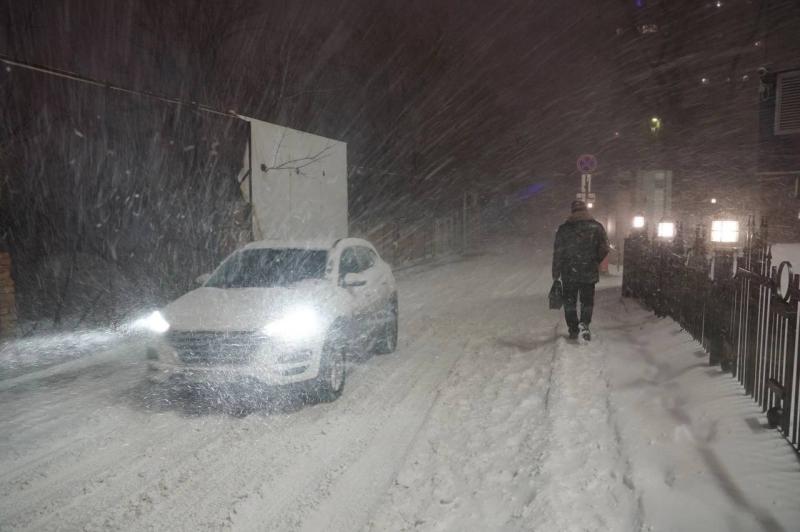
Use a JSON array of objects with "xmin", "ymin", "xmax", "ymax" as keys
[
  {"xmin": 657, "ymin": 222, "xmax": 675, "ymax": 239},
  {"xmin": 587, "ymin": 202, "xmax": 594, "ymax": 209},
  {"xmin": 711, "ymin": 220, "xmax": 740, "ymax": 243},
  {"xmin": 710, "ymin": 198, "xmax": 717, "ymax": 204},
  {"xmin": 649, "ymin": 116, "xmax": 662, "ymax": 133},
  {"xmin": 264, "ymin": 306, "xmax": 323, "ymax": 341},
  {"xmin": 632, "ymin": 215, "xmax": 646, "ymax": 229},
  {"xmin": 133, "ymin": 311, "xmax": 170, "ymax": 334},
  {"xmin": 715, "ymin": 0, "xmax": 722, "ymax": 7},
  {"xmin": 701, "ymin": 77, "xmax": 709, "ymax": 84}
]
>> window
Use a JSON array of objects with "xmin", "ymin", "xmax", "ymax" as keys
[
  {"xmin": 205, "ymin": 249, "xmax": 328, "ymax": 288},
  {"xmin": 775, "ymin": 70, "xmax": 800, "ymax": 135},
  {"xmin": 710, "ymin": 220, "xmax": 740, "ymax": 243},
  {"xmin": 356, "ymin": 247, "xmax": 376, "ymax": 270},
  {"xmin": 339, "ymin": 248, "xmax": 361, "ymax": 276}
]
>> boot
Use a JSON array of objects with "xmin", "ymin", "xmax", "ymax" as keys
[{"xmin": 579, "ymin": 322, "xmax": 591, "ymax": 342}]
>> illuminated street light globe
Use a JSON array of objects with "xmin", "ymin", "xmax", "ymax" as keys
[
  {"xmin": 649, "ymin": 116, "xmax": 662, "ymax": 134},
  {"xmin": 657, "ymin": 221, "xmax": 675, "ymax": 239},
  {"xmin": 710, "ymin": 220, "xmax": 740, "ymax": 244}
]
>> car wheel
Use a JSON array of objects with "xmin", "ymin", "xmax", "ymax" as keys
[
  {"xmin": 374, "ymin": 296, "xmax": 398, "ymax": 355},
  {"xmin": 313, "ymin": 341, "xmax": 346, "ymax": 402}
]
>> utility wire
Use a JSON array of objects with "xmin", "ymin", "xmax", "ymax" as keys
[
  {"xmin": 0, "ymin": 54, "xmax": 414, "ymax": 180},
  {"xmin": 0, "ymin": 53, "xmax": 242, "ymax": 120}
]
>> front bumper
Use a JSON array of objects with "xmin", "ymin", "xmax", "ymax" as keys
[{"xmin": 146, "ymin": 331, "xmax": 323, "ymax": 386}]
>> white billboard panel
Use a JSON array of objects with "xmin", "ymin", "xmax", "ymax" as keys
[{"xmin": 240, "ymin": 118, "xmax": 347, "ymax": 243}]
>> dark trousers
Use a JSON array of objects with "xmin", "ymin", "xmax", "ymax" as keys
[{"xmin": 563, "ymin": 281, "xmax": 596, "ymax": 332}]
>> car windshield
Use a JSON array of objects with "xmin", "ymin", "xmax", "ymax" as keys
[{"xmin": 205, "ymin": 249, "xmax": 328, "ymax": 288}]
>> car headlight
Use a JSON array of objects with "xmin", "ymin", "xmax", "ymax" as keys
[
  {"xmin": 263, "ymin": 306, "xmax": 322, "ymax": 341},
  {"xmin": 133, "ymin": 311, "xmax": 171, "ymax": 334}
]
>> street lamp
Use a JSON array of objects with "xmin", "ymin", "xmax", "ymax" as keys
[
  {"xmin": 587, "ymin": 201, "xmax": 594, "ymax": 209},
  {"xmin": 709, "ymin": 219, "xmax": 740, "ymax": 283},
  {"xmin": 632, "ymin": 215, "xmax": 646, "ymax": 229},
  {"xmin": 650, "ymin": 116, "xmax": 662, "ymax": 134},
  {"xmin": 710, "ymin": 220, "xmax": 739, "ymax": 244},
  {"xmin": 657, "ymin": 221, "xmax": 675, "ymax": 239}
]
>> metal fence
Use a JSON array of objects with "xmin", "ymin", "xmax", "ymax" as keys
[
  {"xmin": 353, "ymin": 200, "xmax": 483, "ymax": 269},
  {"xmin": 622, "ymin": 220, "xmax": 800, "ymax": 452}
]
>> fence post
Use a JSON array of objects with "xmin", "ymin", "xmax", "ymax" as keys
[{"xmin": 0, "ymin": 250, "xmax": 17, "ymax": 338}]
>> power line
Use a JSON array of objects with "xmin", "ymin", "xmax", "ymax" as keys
[{"xmin": 0, "ymin": 53, "xmax": 243, "ymax": 120}]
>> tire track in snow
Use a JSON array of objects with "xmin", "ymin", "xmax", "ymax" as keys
[
  {"xmin": 363, "ymin": 321, "xmax": 560, "ymax": 530},
  {"xmin": 227, "ymin": 321, "xmax": 482, "ymax": 531},
  {"xmin": 0, "ymin": 238, "xmax": 556, "ymax": 531}
]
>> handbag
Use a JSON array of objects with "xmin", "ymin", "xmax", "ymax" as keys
[{"xmin": 549, "ymin": 279, "xmax": 563, "ymax": 310}]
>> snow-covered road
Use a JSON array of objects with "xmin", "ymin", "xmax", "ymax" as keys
[{"xmin": 1, "ymin": 239, "xmax": 798, "ymax": 531}]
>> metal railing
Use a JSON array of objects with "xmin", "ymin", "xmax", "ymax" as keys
[
  {"xmin": 623, "ymin": 220, "xmax": 800, "ymax": 452},
  {"xmin": 353, "ymin": 203, "xmax": 483, "ymax": 269}
]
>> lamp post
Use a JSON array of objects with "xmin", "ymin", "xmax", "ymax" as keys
[
  {"xmin": 657, "ymin": 220, "xmax": 675, "ymax": 240},
  {"xmin": 709, "ymin": 219, "xmax": 739, "ymax": 281},
  {"xmin": 650, "ymin": 116, "xmax": 662, "ymax": 135},
  {"xmin": 707, "ymin": 217, "xmax": 740, "ymax": 370},
  {"xmin": 623, "ymin": 214, "xmax": 648, "ymax": 298}
]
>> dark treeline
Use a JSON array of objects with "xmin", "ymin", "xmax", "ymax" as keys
[{"xmin": 0, "ymin": 0, "xmax": 603, "ymax": 330}]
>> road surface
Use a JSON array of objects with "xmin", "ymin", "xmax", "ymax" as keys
[{"xmin": 2, "ymin": 238, "xmax": 798, "ymax": 532}]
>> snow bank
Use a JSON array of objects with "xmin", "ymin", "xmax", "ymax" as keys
[
  {"xmin": 367, "ymin": 276, "xmax": 800, "ymax": 531},
  {"xmin": 604, "ymin": 295, "xmax": 800, "ymax": 531}
]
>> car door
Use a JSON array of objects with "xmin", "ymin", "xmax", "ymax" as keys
[
  {"xmin": 338, "ymin": 246, "xmax": 371, "ymax": 338},
  {"xmin": 355, "ymin": 246, "xmax": 387, "ymax": 296},
  {"xmin": 354, "ymin": 246, "xmax": 394, "ymax": 330}
]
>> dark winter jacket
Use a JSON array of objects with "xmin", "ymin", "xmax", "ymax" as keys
[{"xmin": 552, "ymin": 210, "xmax": 610, "ymax": 284}]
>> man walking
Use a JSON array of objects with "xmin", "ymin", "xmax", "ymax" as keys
[{"xmin": 552, "ymin": 200, "xmax": 609, "ymax": 341}]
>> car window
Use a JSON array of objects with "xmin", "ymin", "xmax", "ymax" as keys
[
  {"xmin": 339, "ymin": 248, "xmax": 361, "ymax": 276},
  {"xmin": 205, "ymin": 249, "xmax": 328, "ymax": 288},
  {"xmin": 356, "ymin": 247, "xmax": 376, "ymax": 271}
]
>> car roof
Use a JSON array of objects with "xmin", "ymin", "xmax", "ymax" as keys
[
  {"xmin": 243, "ymin": 238, "xmax": 336, "ymax": 251},
  {"xmin": 241, "ymin": 237, "xmax": 377, "ymax": 253}
]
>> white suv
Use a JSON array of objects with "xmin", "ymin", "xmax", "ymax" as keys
[{"xmin": 141, "ymin": 237, "xmax": 398, "ymax": 402}]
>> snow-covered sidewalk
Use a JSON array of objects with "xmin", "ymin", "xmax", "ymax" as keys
[{"xmin": 366, "ymin": 277, "xmax": 800, "ymax": 532}]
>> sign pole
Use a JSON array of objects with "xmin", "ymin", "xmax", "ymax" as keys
[{"xmin": 576, "ymin": 154, "xmax": 597, "ymax": 206}]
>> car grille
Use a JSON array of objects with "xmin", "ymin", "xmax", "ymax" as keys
[{"xmin": 166, "ymin": 331, "xmax": 266, "ymax": 365}]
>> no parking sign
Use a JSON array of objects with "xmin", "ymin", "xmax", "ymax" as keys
[{"xmin": 576, "ymin": 154, "xmax": 598, "ymax": 174}]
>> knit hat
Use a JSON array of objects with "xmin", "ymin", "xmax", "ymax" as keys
[{"xmin": 571, "ymin": 200, "xmax": 587, "ymax": 213}]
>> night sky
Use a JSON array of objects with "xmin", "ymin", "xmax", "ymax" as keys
[{"xmin": 1, "ymin": 0, "xmax": 798, "ymax": 321}]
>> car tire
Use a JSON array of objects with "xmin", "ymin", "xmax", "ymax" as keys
[
  {"xmin": 375, "ymin": 295, "xmax": 399, "ymax": 355},
  {"xmin": 312, "ymin": 338, "xmax": 347, "ymax": 403}
]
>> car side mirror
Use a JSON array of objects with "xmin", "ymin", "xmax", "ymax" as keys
[
  {"xmin": 342, "ymin": 272, "xmax": 367, "ymax": 287},
  {"xmin": 196, "ymin": 273, "xmax": 212, "ymax": 285}
]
